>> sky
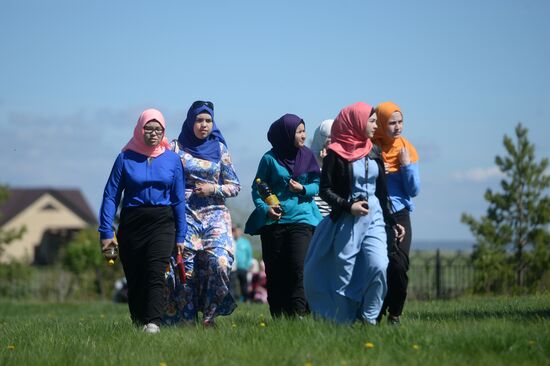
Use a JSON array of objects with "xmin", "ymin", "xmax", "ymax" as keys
[{"xmin": 1, "ymin": 0, "xmax": 549, "ymax": 248}]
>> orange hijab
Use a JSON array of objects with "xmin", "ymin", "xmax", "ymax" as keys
[{"xmin": 373, "ymin": 102, "xmax": 419, "ymax": 173}]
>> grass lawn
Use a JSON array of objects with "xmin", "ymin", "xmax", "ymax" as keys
[{"xmin": 1, "ymin": 294, "xmax": 549, "ymax": 365}]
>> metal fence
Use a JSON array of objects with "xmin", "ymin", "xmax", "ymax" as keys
[
  {"xmin": 0, "ymin": 250, "xmax": 476, "ymax": 302},
  {"xmin": 408, "ymin": 249, "xmax": 475, "ymax": 300}
]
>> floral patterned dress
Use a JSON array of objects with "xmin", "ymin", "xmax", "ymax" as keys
[{"xmin": 164, "ymin": 141, "xmax": 240, "ymax": 324}]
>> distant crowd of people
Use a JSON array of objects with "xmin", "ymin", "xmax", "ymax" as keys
[{"xmin": 98, "ymin": 100, "xmax": 419, "ymax": 333}]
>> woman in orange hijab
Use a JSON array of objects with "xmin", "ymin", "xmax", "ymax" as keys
[{"xmin": 373, "ymin": 102, "xmax": 420, "ymax": 326}]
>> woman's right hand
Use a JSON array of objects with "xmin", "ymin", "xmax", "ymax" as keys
[
  {"xmin": 350, "ymin": 201, "xmax": 369, "ymax": 216},
  {"xmin": 267, "ymin": 206, "xmax": 283, "ymax": 220},
  {"xmin": 319, "ymin": 148, "xmax": 328, "ymax": 160},
  {"xmin": 100, "ymin": 237, "xmax": 117, "ymax": 251}
]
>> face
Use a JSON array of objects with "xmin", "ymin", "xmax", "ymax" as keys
[
  {"xmin": 294, "ymin": 123, "xmax": 306, "ymax": 148},
  {"xmin": 365, "ymin": 112, "xmax": 378, "ymax": 139},
  {"xmin": 143, "ymin": 120, "xmax": 164, "ymax": 147},
  {"xmin": 193, "ymin": 112, "xmax": 213, "ymax": 139},
  {"xmin": 385, "ymin": 111, "xmax": 404, "ymax": 139},
  {"xmin": 232, "ymin": 226, "xmax": 242, "ymax": 239}
]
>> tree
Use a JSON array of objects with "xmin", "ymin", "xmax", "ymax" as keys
[
  {"xmin": 62, "ymin": 227, "xmax": 120, "ymax": 298},
  {"xmin": 0, "ymin": 185, "xmax": 27, "ymax": 259},
  {"xmin": 462, "ymin": 123, "xmax": 550, "ymax": 292}
]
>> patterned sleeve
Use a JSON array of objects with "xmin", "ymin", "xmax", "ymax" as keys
[{"xmin": 214, "ymin": 142, "xmax": 241, "ymax": 198}]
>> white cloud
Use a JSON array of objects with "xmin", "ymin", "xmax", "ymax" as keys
[{"xmin": 451, "ymin": 166, "xmax": 504, "ymax": 182}]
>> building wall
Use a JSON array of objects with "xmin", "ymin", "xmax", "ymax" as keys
[{"xmin": 1, "ymin": 193, "xmax": 91, "ymax": 263}]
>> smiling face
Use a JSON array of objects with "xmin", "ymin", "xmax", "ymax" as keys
[
  {"xmin": 294, "ymin": 123, "xmax": 306, "ymax": 148},
  {"xmin": 385, "ymin": 111, "xmax": 404, "ymax": 139},
  {"xmin": 143, "ymin": 120, "xmax": 164, "ymax": 147},
  {"xmin": 365, "ymin": 112, "xmax": 378, "ymax": 139},
  {"xmin": 193, "ymin": 112, "xmax": 213, "ymax": 140}
]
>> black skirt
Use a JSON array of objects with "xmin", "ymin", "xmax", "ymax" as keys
[{"xmin": 118, "ymin": 205, "xmax": 175, "ymax": 244}]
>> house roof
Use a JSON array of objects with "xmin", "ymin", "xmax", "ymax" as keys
[{"xmin": 0, "ymin": 188, "xmax": 98, "ymax": 227}]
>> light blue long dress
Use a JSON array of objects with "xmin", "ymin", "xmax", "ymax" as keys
[{"xmin": 304, "ymin": 157, "xmax": 388, "ymax": 324}]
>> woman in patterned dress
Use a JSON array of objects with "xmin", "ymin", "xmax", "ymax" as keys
[{"xmin": 164, "ymin": 101, "xmax": 240, "ymax": 327}]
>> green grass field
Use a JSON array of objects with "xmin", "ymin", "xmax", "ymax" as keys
[{"xmin": 1, "ymin": 295, "xmax": 549, "ymax": 365}]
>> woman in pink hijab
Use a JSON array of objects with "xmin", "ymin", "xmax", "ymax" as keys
[
  {"xmin": 304, "ymin": 102, "xmax": 404, "ymax": 325},
  {"xmin": 99, "ymin": 109, "xmax": 186, "ymax": 334}
]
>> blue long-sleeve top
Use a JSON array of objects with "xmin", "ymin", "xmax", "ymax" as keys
[
  {"xmin": 386, "ymin": 162, "xmax": 420, "ymax": 212},
  {"xmin": 244, "ymin": 150, "xmax": 322, "ymax": 235},
  {"xmin": 98, "ymin": 150, "xmax": 187, "ymax": 242}
]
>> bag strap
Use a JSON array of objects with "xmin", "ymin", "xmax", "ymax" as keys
[{"xmin": 364, "ymin": 156, "xmax": 369, "ymax": 202}]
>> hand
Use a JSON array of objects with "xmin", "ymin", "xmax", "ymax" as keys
[
  {"xmin": 319, "ymin": 148, "xmax": 328, "ymax": 160},
  {"xmin": 393, "ymin": 224, "xmax": 406, "ymax": 242},
  {"xmin": 267, "ymin": 205, "xmax": 283, "ymax": 220},
  {"xmin": 399, "ymin": 147, "xmax": 411, "ymax": 166},
  {"xmin": 194, "ymin": 182, "xmax": 215, "ymax": 197},
  {"xmin": 288, "ymin": 179, "xmax": 303, "ymax": 193},
  {"xmin": 350, "ymin": 200, "xmax": 369, "ymax": 217},
  {"xmin": 100, "ymin": 237, "xmax": 117, "ymax": 251},
  {"xmin": 176, "ymin": 242, "xmax": 185, "ymax": 250},
  {"xmin": 384, "ymin": 162, "xmax": 390, "ymax": 174}
]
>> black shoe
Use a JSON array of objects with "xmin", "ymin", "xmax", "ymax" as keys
[{"xmin": 388, "ymin": 315, "xmax": 400, "ymax": 326}]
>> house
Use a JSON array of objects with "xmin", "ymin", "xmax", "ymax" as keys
[{"xmin": 0, "ymin": 188, "xmax": 98, "ymax": 264}]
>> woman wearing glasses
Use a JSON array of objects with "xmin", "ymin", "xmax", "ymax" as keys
[
  {"xmin": 99, "ymin": 109, "xmax": 186, "ymax": 334},
  {"xmin": 164, "ymin": 101, "xmax": 240, "ymax": 327},
  {"xmin": 303, "ymin": 102, "xmax": 404, "ymax": 325},
  {"xmin": 245, "ymin": 114, "xmax": 322, "ymax": 318}
]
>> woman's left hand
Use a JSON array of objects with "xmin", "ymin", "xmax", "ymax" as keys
[
  {"xmin": 194, "ymin": 182, "xmax": 215, "ymax": 197},
  {"xmin": 393, "ymin": 224, "xmax": 406, "ymax": 242},
  {"xmin": 288, "ymin": 179, "xmax": 304, "ymax": 193}
]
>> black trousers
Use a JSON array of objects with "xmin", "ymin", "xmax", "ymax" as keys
[
  {"xmin": 382, "ymin": 208, "xmax": 412, "ymax": 317},
  {"xmin": 260, "ymin": 223, "xmax": 313, "ymax": 318},
  {"xmin": 118, "ymin": 206, "xmax": 175, "ymax": 326},
  {"xmin": 236, "ymin": 269, "xmax": 249, "ymax": 300}
]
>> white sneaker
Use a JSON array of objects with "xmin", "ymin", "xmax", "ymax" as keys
[{"xmin": 142, "ymin": 323, "xmax": 160, "ymax": 334}]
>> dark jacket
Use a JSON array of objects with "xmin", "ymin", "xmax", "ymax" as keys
[{"xmin": 320, "ymin": 146, "xmax": 396, "ymax": 227}]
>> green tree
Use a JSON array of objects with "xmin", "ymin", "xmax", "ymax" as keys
[
  {"xmin": 462, "ymin": 123, "xmax": 550, "ymax": 292},
  {"xmin": 0, "ymin": 185, "xmax": 27, "ymax": 259},
  {"xmin": 62, "ymin": 227, "xmax": 120, "ymax": 298}
]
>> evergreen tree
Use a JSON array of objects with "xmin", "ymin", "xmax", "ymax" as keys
[{"xmin": 462, "ymin": 123, "xmax": 550, "ymax": 292}]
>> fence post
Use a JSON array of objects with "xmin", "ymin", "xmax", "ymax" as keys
[{"xmin": 435, "ymin": 249, "xmax": 442, "ymax": 299}]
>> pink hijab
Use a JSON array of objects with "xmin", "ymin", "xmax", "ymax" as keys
[
  {"xmin": 327, "ymin": 102, "xmax": 374, "ymax": 162},
  {"xmin": 122, "ymin": 109, "xmax": 171, "ymax": 157}
]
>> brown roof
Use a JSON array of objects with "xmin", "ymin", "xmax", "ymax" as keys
[{"xmin": 0, "ymin": 188, "xmax": 98, "ymax": 226}]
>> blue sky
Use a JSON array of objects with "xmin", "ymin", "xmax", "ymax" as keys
[{"xmin": 1, "ymin": 0, "xmax": 549, "ymax": 247}]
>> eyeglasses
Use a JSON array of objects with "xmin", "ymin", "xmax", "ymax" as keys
[
  {"xmin": 143, "ymin": 126, "xmax": 165, "ymax": 135},
  {"xmin": 191, "ymin": 100, "xmax": 214, "ymax": 110}
]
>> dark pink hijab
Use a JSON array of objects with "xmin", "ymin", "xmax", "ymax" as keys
[{"xmin": 328, "ymin": 102, "xmax": 374, "ymax": 162}]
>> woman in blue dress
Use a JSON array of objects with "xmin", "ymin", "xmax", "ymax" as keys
[
  {"xmin": 163, "ymin": 101, "xmax": 240, "ymax": 327},
  {"xmin": 304, "ymin": 102, "xmax": 405, "ymax": 325}
]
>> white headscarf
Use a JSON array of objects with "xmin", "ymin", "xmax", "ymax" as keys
[{"xmin": 309, "ymin": 119, "xmax": 334, "ymax": 162}]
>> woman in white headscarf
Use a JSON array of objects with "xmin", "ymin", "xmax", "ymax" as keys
[{"xmin": 308, "ymin": 119, "xmax": 334, "ymax": 217}]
